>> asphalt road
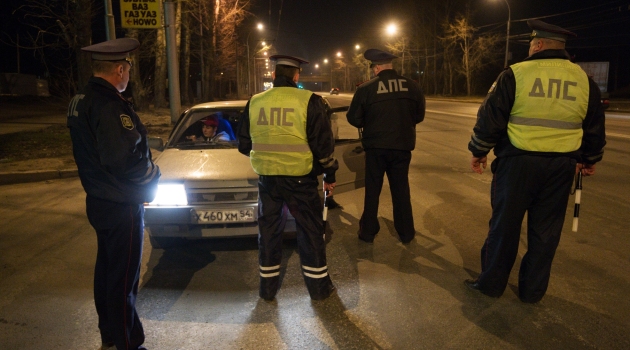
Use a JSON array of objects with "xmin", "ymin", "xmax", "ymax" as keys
[{"xmin": 1, "ymin": 97, "xmax": 629, "ymax": 349}]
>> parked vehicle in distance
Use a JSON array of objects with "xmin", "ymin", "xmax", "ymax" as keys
[
  {"xmin": 601, "ymin": 92, "xmax": 609, "ymax": 110},
  {"xmin": 330, "ymin": 88, "xmax": 339, "ymax": 95},
  {"xmin": 145, "ymin": 98, "xmax": 365, "ymax": 248}
]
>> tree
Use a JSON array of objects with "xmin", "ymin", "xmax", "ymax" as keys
[
  {"xmin": 126, "ymin": 29, "xmax": 152, "ymax": 111},
  {"xmin": 181, "ymin": 1, "xmax": 194, "ymax": 105},
  {"xmin": 351, "ymin": 52, "xmax": 370, "ymax": 86},
  {"xmin": 385, "ymin": 37, "xmax": 408, "ymax": 77},
  {"xmin": 444, "ymin": 14, "xmax": 501, "ymax": 96},
  {"xmin": 11, "ymin": 0, "xmax": 93, "ymax": 97},
  {"xmin": 214, "ymin": 0, "xmax": 250, "ymax": 99},
  {"xmin": 153, "ymin": 0, "xmax": 168, "ymax": 108}
]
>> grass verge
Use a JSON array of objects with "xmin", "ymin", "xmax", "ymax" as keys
[{"xmin": 0, "ymin": 125, "xmax": 73, "ymax": 162}]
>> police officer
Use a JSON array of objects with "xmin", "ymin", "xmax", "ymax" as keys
[
  {"xmin": 67, "ymin": 38, "xmax": 160, "ymax": 349},
  {"xmin": 466, "ymin": 20, "xmax": 606, "ymax": 303},
  {"xmin": 346, "ymin": 49, "xmax": 426, "ymax": 244},
  {"xmin": 237, "ymin": 54, "xmax": 338, "ymax": 301}
]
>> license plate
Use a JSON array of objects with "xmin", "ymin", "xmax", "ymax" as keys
[{"xmin": 194, "ymin": 208, "xmax": 255, "ymax": 223}]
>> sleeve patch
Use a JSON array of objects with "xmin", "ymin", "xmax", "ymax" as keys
[
  {"xmin": 120, "ymin": 114, "xmax": 135, "ymax": 130},
  {"xmin": 488, "ymin": 81, "xmax": 497, "ymax": 94}
]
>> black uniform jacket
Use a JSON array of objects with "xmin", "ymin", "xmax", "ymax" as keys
[
  {"xmin": 346, "ymin": 69, "xmax": 426, "ymax": 151},
  {"xmin": 237, "ymin": 75, "xmax": 339, "ymax": 183},
  {"xmin": 67, "ymin": 77, "xmax": 160, "ymax": 204},
  {"xmin": 469, "ymin": 49, "xmax": 606, "ymax": 164}
]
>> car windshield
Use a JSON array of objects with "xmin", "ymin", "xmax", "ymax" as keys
[{"xmin": 169, "ymin": 108, "xmax": 242, "ymax": 149}]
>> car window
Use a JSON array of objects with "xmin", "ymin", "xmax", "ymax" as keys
[{"xmin": 168, "ymin": 109, "xmax": 242, "ymax": 149}]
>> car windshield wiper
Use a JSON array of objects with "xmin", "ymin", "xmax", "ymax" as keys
[{"xmin": 172, "ymin": 141, "xmax": 237, "ymax": 149}]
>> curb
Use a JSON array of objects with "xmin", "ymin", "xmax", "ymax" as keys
[{"xmin": 0, "ymin": 168, "xmax": 79, "ymax": 186}]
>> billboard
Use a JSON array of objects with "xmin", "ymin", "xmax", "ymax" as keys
[{"xmin": 576, "ymin": 62, "xmax": 609, "ymax": 93}]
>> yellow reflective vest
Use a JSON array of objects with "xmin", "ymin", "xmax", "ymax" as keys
[
  {"xmin": 509, "ymin": 59, "xmax": 589, "ymax": 152},
  {"xmin": 248, "ymin": 87, "xmax": 314, "ymax": 176}
]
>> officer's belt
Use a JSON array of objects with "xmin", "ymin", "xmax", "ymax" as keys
[
  {"xmin": 252, "ymin": 143, "xmax": 311, "ymax": 152},
  {"xmin": 509, "ymin": 116, "xmax": 582, "ymax": 129}
]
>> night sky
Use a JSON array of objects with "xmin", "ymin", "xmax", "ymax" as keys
[
  {"xmin": 250, "ymin": 0, "xmax": 630, "ymax": 73},
  {"xmin": 2, "ymin": 0, "xmax": 629, "ymax": 88}
]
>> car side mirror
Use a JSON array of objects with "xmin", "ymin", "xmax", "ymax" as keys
[
  {"xmin": 148, "ymin": 137, "xmax": 164, "ymax": 151},
  {"xmin": 327, "ymin": 106, "xmax": 349, "ymax": 116}
]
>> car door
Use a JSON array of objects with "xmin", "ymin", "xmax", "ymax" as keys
[{"xmin": 318, "ymin": 106, "xmax": 365, "ymax": 194}]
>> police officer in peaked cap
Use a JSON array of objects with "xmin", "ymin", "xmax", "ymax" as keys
[
  {"xmin": 67, "ymin": 37, "xmax": 159, "ymax": 350},
  {"xmin": 466, "ymin": 20, "xmax": 606, "ymax": 303},
  {"xmin": 237, "ymin": 54, "xmax": 338, "ymax": 301},
  {"xmin": 346, "ymin": 48, "xmax": 426, "ymax": 244},
  {"xmin": 527, "ymin": 19, "xmax": 577, "ymax": 42}
]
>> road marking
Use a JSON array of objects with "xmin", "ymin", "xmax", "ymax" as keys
[
  {"xmin": 426, "ymin": 109, "xmax": 477, "ymax": 119},
  {"xmin": 607, "ymin": 132, "xmax": 630, "ymax": 139},
  {"xmin": 426, "ymin": 109, "xmax": 630, "ymax": 139},
  {"xmin": 606, "ymin": 113, "xmax": 630, "ymax": 120}
]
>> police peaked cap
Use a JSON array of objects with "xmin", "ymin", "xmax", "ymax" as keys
[
  {"xmin": 269, "ymin": 55, "xmax": 309, "ymax": 68},
  {"xmin": 528, "ymin": 19, "xmax": 577, "ymax": 43},
  {"xmin": 81, "ymin": 38, "xmax": 140, "ymax": 61},
  {"xmin": 364, "ymin": 48, "xmax": 398, "ymax": 65}
]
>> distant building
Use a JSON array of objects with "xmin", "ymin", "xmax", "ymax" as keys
[{"xmin": 0, "ymin": 73, "xmax": 50, "ymax": 96}]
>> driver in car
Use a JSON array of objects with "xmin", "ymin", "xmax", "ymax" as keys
[{"xmin": 187, "ymin": 115, "xmax": 231, "ymax": 142}]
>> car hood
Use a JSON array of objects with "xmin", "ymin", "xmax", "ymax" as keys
[{"xmin": 155, "ymin": 148, "xmax": 258, "ymax": 182}]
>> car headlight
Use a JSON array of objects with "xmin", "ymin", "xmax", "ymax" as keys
[{"xmin": 149, "ymin": 184, "xmax": 188, "ymax": 206}]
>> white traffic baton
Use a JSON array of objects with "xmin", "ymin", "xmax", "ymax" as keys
[
  {"xmin": 572, "ymin": 171, "xmax": 583, "ymax": 232},
  {"xmin": 323, "ymin": 190, "xmax": 329, "ymax": 222},
  {"xmin": 323, "ymin": 190, "xmax": 329, "ymax": 239}
]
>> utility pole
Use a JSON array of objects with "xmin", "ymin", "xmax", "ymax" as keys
[
  {"xmin": 199, "ymin": 2, "xmax": 204, "ymax": 100},
  {"xmin": 104, "ymin": 0, "xmax": 116, "ymax": 40},
  {"xmin": 164, "ymin": 1, "xmax": 181, "ymax": 123},
  {"xmin": 16, "ymin": 33, "xmax": 20, "ymax": 74}
]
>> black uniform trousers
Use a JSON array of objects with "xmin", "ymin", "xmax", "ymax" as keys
[
  {"xmin": 477, "ymin": 155, "xmax": 575, "ymax": 302},
  {"xmin": 257, "ymin": 175, "xmax": 334, "ymax": 300},
  {"xmin": 359, "ymin": 148, "xmax": 415, "ymax": 242},
  {"xmin": 86, "ymin": 196, "xmax": 146, "ymax": 350}
]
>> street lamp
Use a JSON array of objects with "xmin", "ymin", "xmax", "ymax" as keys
[
  {"xmin": 254, "ymin": 52, "xmax": 268, "ymax": 94},
  {"xmin": 354, "ymin": 44, "xmax": 370, "ymax": 82},
  {"xmin": 324, "ymin": 58, "xmax": 332, "ymax": 90},
  {"xmin": 335, "ymin": 52, "xmax": 349, "ymax": 91},
  {"xmin": 386, "ymin": 24, "xmax": 397, "ymax": 36},
  {"xmin": 385, "ymin": 23, "xmax": 405, "ymax": 75},
  {"xmin": 246, "ymin": 23, "xmax": 263, "ymax": 96},
  {"xmin": 493, "ymin": 0, "xmax": 511, "ymax": 67}
]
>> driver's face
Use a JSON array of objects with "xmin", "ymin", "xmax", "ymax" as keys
[{"xmin": 202, "ymin": 124, "xmax": 217, "ymax": 137}]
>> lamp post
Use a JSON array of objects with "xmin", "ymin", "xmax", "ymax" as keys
[
  {"xmin": 314, "ymin": 63, "xmax": 322, "ymax": 91},
  {"xmin": 324, "ymin": 58, "xmax": 332, "ymax": 90},
  {"xmin": 334, "ymin": 51, "xmax": 349, "ymax": 91},
  {"xmin": 355, "ymin": 44, "xmax": 370, "ymax": 82},
  {"xmin": 386, "ymin": 23, "xmax": 405, "ymax": 75},
  {"xmin": 493, "ymin": 0, "xmax": 511, "ymax": 67},
  {"xmin": 246, "ymin": 23, "xmax": 263, "ymax": 97},
  {"xmin": 253, "ymin": 52, "xmax": 268, "ymax": 94},
  {"xmin": 503, "ymin": 0, "xmax": 511, "ymax": 68}
]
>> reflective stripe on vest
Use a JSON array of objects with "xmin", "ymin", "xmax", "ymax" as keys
[
  {"xmin": 249, "ymin": 87, "xmax": 314, "ymax": 176},
  {"xmin": 509, "ymin": 59, "xmax": 589, "ymax": 152}
]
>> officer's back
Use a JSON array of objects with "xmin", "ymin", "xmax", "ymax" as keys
[{"xmin": 347, "ymin": 48, "xmax": 425, "ymax": 151}]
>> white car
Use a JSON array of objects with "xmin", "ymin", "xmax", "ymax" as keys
[{"xmin": 145, "ymin": 98, "xmax": 365, "ymax": 248}]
